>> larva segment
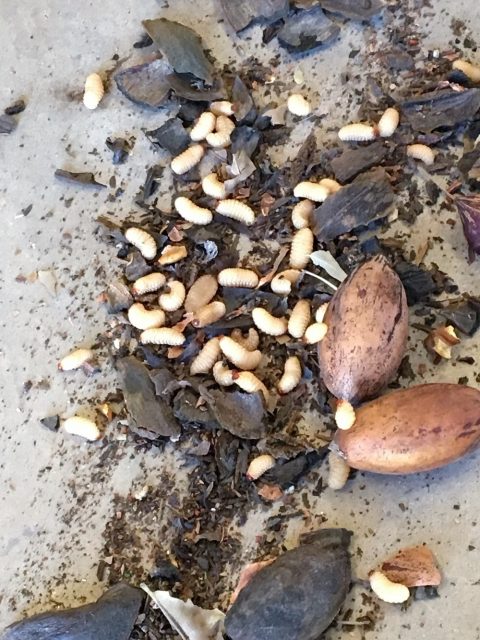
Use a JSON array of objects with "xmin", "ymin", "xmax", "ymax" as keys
[
  {"xmin": 406, "ymin": 144, "xmax": 435, "ymax": 166},
  {"xmin": 190, "ymin": 111, "xmax": 216, "ymax": 142},
  {"xmin": 452, "ymin": 59, "xmax": 480, "ymax": 83},
  {"xmin": 216, "ymin": 115, "xmax": 235, "ymax": 135},
  {"xmin": 174, "ymin": 197, "xmax": 213, "ymax": 225},
  {"xmin": 318, "ymin": 178, "xmax": 342, "ymax": 194},
  {"xmin": 128, "ymin": 303, "xmax": 165, "ymax": 330},
  {"xmin": 210, "ymin": 100, "xmax": 234, "ymax": 116},
  {"xmin": 271, "ymin": 269, "xmax": 301, "ymax": 295},
  {"xmin": 83, "ymin": 73, "xmax": 104, "ymax": 110},
  {"xmin": 246, "ymin": 454, "xmax": 276, "ymax": 480},
  {"xmin": 293, "ymin": 182, "xmax": 329, "ymax": 203},
  {"xmin": 304, "ymin": 322, "xmax": 328, "ymax": 344},
  {"xmin": 216, "ymin": 200, "xmax": 255, "ymax": 225},
  {"xmin": 218, "ymin": 268, "xmax": 259, "ymax": 288},
  {"xmin": 335, "ymin": 399, "xmax": 356, "ymax": 431},
  {"xmin": 184, "ymin": 275, "xmax": 218, "ymax": 312},
  {"xmin": 202, "ymin": 173, "xmax": 227, "ymax": 199},
  {"xmin": 291, "ymin": 200, "xmax": 314, "ymax": 230},
  {"xmin": 125, "ymin": 228, "xmax": 157, "ymax": 260},
  {"xmin": 63, "ymin": 416, "xmax": 101, "ymax": 441},
  {"xmin": 252, "ymin": 307, "xmax": 288, "ymax": 336},
  {"xmin": 213, "ymin": 360, "xmax": 236, "ymax": 386},
  {"xmin": 327, "ymin": 451, "xmax": 350, "ymax": 490},
  {"xmin": 140, "ymin": 327, "xmax": 186, "ymax": 346},
  {"xmin": 278, "ymin": 356, "xmax": 302, "ymax": 394},
  {"xmin": 219, "ymin": 336, "xmax": 262, "ymax": 371},
  {"xmin": 171, "ymin": 144, "xmax": 204, "ymax": 175},
  {"xmin": 157, "ymin": 244, "xmax": 188, "ymax": 265},
  {"xmin": 192, "ymin": 301, "xmax": 226, "ymax": 328},
  {"xmin": 231, "ymin": 328, "xmax": 260, "ymax": 351},
  {"xmin": 159, "ymin": 281, "xmax": 186, "ymax": 312},
  {"xmin": 233, "ymin": 371, "xmax": 269, "ymax": 401},
  {"xmin": 59, "ymin": 348, "xmax": 94, "ymax": 371},
  {"xmin": 338, "ymin": 123, "xmax": 376, "ymax": 142},
  {"xmin": 289, "ymin": 228, "xmax": 314, "ymax": 269},
  {"xmin": 288, "ymin": 299, "xmax": 311, "ymax": 339},
  {"xmin": 377, "ymin": 107, "xmax": 400, "ymax": 137},
  {"xmin": 190, "ymin": 337, "xmax": 221, "ymax": 375},
  {"xmin": 132, "ymin": 272, "xmax": 166, "ymax": 296},
  {"xmin": 206, "ymin": 131, "xmax": 232, "ymax": 148},
  {"xmin": 287, "ymin": 94, "xmax": 311, "ymax": 117},
  {"xmin": 369, "ymin": 571, "xmax": 410, "ymax": 604},
  {"xmin": 315, "ymin": 302, "xmax": 329, "ymax": 323}
]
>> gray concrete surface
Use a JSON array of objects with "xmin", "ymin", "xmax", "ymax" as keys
[{"xmin": 1, "ymin": 0, "xmax": 480, "ymax": 637}]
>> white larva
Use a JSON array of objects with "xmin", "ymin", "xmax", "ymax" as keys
[
  {"xmin": 234, "ymin": 371, "xmax": 269, "ymax": 401},
  {"xmin": 293, "ymin": 181, "xmax": 329, "ymax": 203},
  {"xmin": 291, "ymin": 200, "xmax": 314, "ymax": 230},
  {"xmin": 171, "ymin": 144, "xmax": 204, "ymax": 175},
  {"xmin": 290, "ymin": 228, "xmax": 314, "ymax": 269},
  {"xmin": 278, "ymin": 356, "xmax": 302, "ymax": 394},
  {"xmin": 202, "ymin": 173, "xmax": 227, "ymax": 200},
  {"xmin": 184, "ymin": 275, "xmax": 218, "ymax": 312},
  {"xmin": 216, "ymin": 200, "xmax": 255, "ymax": 225},
  {"xmin": 304, "ymin": 322, "xmax": 328, "ymax": 344},
  {"xmin": 83, "ymin": 73, "xmax": 104, "ymax": 110},
  {"xmin": 338, "ymin": 123, "xmax": 376, "ymax": 142},
  {"xmin": 271, "ymin": 269, "xmax": 301, "ymax": 295},
  {"xmin": 231, "ymin": 328, "xmax": 260, "ymax": 351},
  {"xmin": 210, "ymin": 100, "xmax": 235, "ymax": 116},
  {"xmin": 157, "ymin": 244, "xmax": 188, "ymax": 265},
  {"xmin": 190, "ymin": 111, "xmax": 216, "ymax": 142},
  {"xmin": 287, "ymin": 94, "xmax": 311, "ymax": 117},
  {"xmin": 406, "ymin": 144, "xmax": 435, "ymax": 166},
  {"xmin": 216, "ymin": 115, "xmax": 235, "ymax": 135},
  {"xmin": 59, "ymin": 348, "xmax": 94, "ymax": 371},
  {"xmin": 246, "ymin": 454, "xmax": 276, "ymax": 480},
  {"xmin": 377, "ymin": 107, "xmax": 400, "ymax": 137},
  {"xmin": 288, "ymin": 299, "xmax": 311, "ymax": 339},
  {"xmin": 174, "ymin": 197, "xmax": 213, "ymax": 225},
  {"xmin": 190, "ymin": 337, "xmax": 221, "ymax": 375},
  {"xmin": 192, "ymin": 301, "xmax": 226, "ymax": 328},
  {"xmin": 213, "ymin": 360, "xmax": 236, "ymax": 386},
  {"xmin": 159, "ymin": 281, "xmax": 186, "ymax": 312},
  {"xmin": 140, "ymin": 327, "xmax": 186, "ymax": 346},
  {"xmin": 128, "ymin": 303, "xmax": 165, "ymax": 330},
  {"xmin": 452, "ymin": 59, "xmax": 480, "ymax": 83},
  {"xmin": 132, "ymin": 272, "xmax": 166, "ymax": 296},
  {"xmin": 219, "ymin": 336, "xmax": 262, "ymax": 371},
  {"xmin": 125, "ymin": 227, "xmax": 157, "ymax": 260},
  {"xmin": 315, "ymin": 303, "xmax": 329, "ymax": 323},
  {"xmin": 218, "ymin": 268, "xmax": 259, "ymax": 288},
  {"xmin": 318, "ymin": 178, "xmax": 342, "ymax": 194},
  {"xmin": 252, "ymin": 307, "xmax": 288, "ymax": 336},
  {"xmin": 369, "ymin": 571, "xmax": 410, "ymax": 604},
  {"xmin": 335, "ymin": 399, "xmax": 356, "ymax": 431},
  {"xmin": 327, "ymin": 451, "xmax": 351, "ymax": 490},
  {"xmin": 206, "ymin": 131, "xmax": 231, "ymax": 148},
  {"xmin": 63, "ymin": 416, "xmax": 101, "ymax": 441}
]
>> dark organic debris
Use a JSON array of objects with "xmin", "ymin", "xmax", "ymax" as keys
[
  {"xmin": 146, "ymin": 117, "xmax": 190, "ymax": 156},
  {"xmin": 277, "ymin": 6, "xmax": 340, "ymax": 53},
  {"xmin": 330, "ymin": 139, "xmax": 389, "ymax": 183},
  {"xmin": 167, "ymin": 74, "xmax": 225, "ymax": 102},
  {"xmin": 4, "ymin": 99, "xmax": 26, "ymax": 115},
  {"xmin": 142, "ymin": 164, "xmax": 164, "ymax": 200},
  {"xmin": 266, "ymin": 450, "xmax": 326, "ymax": 488},
  {"xmin": 220, "ymin": 0, "xmax": 289, "ymax": 33},
  {"xmin": 380, "ymin": 49, "xmax": 415, "ymax": 71},
  {"xmin": 104, "ymin": 280, "xmax": 133, "ymax": 313},
  {"xmin": 281, "ymin": 132, "xmax": 317, "ymax": 190},
  {"xmin": 205, "ymin": 389, "xmax": 267, "ymax": 439},
  {"xmin": 317, "ymin": 0, "xmax": 384, "ymax": 20},
  {"xmin": 232, "ymin": 76, "xmax": 254, "ymax": 122},
  {"xmin": 400, "ymin": 88, "xmax": 480, "ymax": 132},
  {"xmin": 39, "ymin": 415, "xmax": 60, "ymax": 432},
  {"xmin": 173, "ymin": 387, "xmax": 217, "ymax": 426},
  {"xmin": 0, "ymin": 114, "xmax": 17, "ymax": 134},
  {"xmin": 394, "ymin": 261, "xmax": 436, "ymax": 305},
  {"xmin": 231, "ymin": 126, "xmax": 261, "ymax": 157},
  {"xmin": 124, "ymin": 251, "xmax": 151, "ymax": 282},
  {"xmin": 133, "ymin": 33, "xmax": 153, "ymax": 49},
  {"xmin": 96, "ymin": 216, "xmax": 126, "ymax": 245},
  {"xmin": 105, "ymin": 137, "xmax": 132, "ymax": 165},
  {"xmin": 440, "ymin": 298, "xmax": 480, "ymax": 336},
  {"xmin": 115, "ymin": 59, "xmax": 172, "ymax": 109},
  {"xmin": 54, "ymin": 169, "xmax": 106, "ymax": 188},
  {"xmin": 455, "ymin": 194, "xmax": 480, "ymax": 262}
]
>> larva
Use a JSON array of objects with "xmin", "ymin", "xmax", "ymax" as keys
[
  {"xmin": 291, "ymin": 200, "xmax": 314, "ymax": 230},
  {"xmin": 233, "ymin": 371, "xmax": 269, "ymax": 401},
  {"xmin": 335, "ymin": 399, "xmax": 356, "ymax": 431},
  {"xmin": 192, "ymin": 301, "xmax": 226, "ymax": 328},
  {"xmin": 377, "ymin": 107, "xmax": 400, "ymax": 137},
  {"xmin": 277, "ymin": 356, "xmax": 302, "ymax": 394},
  {"xmin": 210, "ymin": 100, "xmax": 235, "ymax": 116},
  {"xmin": 184, "ymin": 274, "xmax": 218, "ymax": 312},
  {"xmin": 369, "ymin": 571, "xmax": 410, "ymax": 604},
  {"xmin": 206, "ymin": 130, "xmax": 232, "ymax": 148},
  {"xmin": 159, "ymin": 281, "xmax": 186, "ymax": 312},
  {"xmin": 318, "ymin": 178, "xmax": 342, "ymax": 194},
  {"xmin": 216, "ymin": 200, "xmax": 255, "ymax": 225},
  {"xmin": 140, "ymin": 327, "xmax": 186, "ymax": 346},
  {"xmin": 303, "ymin": 322, "xmax": 328, "ymax": 344},
  {"xmin": 246, "ymin": 454, "xmax": 276, "ymax": 480},
  {"xmin": 288, "ymin": 299, "xmax": 311, "ymax": 339},
  {"xmin": 63, "ymin": 416, "xmax": 101, "ymax": 441},
  {"xmin": 128, "ymin": 303, "xmax": 165, "ymax": 330},
  {"xmin": 171, "ymin": 144, "xmax": 204, "ymax": 175},
  {"xmin": 315, "ymin": 302, "xmax": 329, "ymax": 323},
  {"xmin": 327, "ymin": 451, "xmax": 350, "ymax": 490},
  {"xmin": 213, "ymin": 360, "xmax": 236, "ymax": 386},
  {"xmin": 174, "ymin": 197, "xmax": 213, "ymax": 225},
  {"xmin": 293, "ymin": 182, "xmax": 329, "ymax": 203},
  {"xmin": 202, "ymin": 173, "xmax": 227, "ymax": 199},
  {"xmin": 452, "ymin": 59, "xmax": 480, "ymax": 83},
  {"xmin": 59, "ymin": 348, "xmax": 94, "ymax": 371},
  {"xmin": 132, "ymin": 272, "xmax": 166, "ymax": 296},
  {"xmin": 252, "ymin": 307, "xmax": 288, "ymax": 336},
  {"xmin": 289, "ymin": 228, "xmax": 314, "ymax": 269},
  {"xmin": 219, "ymin": 336, "xmax": 262, "ymax": 371},
  {"xmin": 287, "ymin": 94, "xmax": 311, "ymax": 117},
  {"xmin": 271, "ymin": 269, "xmax": 301, "ymax": 295},
  {"xmin": 83, "ymin": 73, "xmax": 104, "ymax": 110},
  {"xmin": 218, "ymin": 268, "xmax": 259, "ymax": 288},
  {"xmin": 231, "ymin": 328, "xmax": 260, "ymax": 351},
  {"xmin": 190, "ymin": 337, "xmax": 221, "ymax": 375},
  {"xmin": 190, "ymin": 111, "xmax": 216, "ymax": 142},
  {"xmin": 157, "ymin": 244, "xmax": 188, "ymax": 265},
  {"xmin": 125, "ymin": 227, "xmax": 157, "ymax": 260},
  {"xmin": 216, "ymin": 115, "xmax": 235, "ymax": 135},
  {"xmin": 338, "ymin": 123, "xmax": 376, "ymax": 142},
  {"xmin": 406, "ymin": 143, "xmax": 435, "ymax": 165}
]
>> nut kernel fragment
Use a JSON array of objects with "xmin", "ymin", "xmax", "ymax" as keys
[
  {"xmin": 125, "ymin": 228, "xmax": 157, "ymax": 260},
  {"xmin": 219, "ymin": 336, "xmax": 262, "ymax": 371},
  {"xmin": 278, "ymin": 356, "xmax": 302, "ymax": 394},
  {"xmin": 63, "ymin": 416, "xmax": 101, "ymax": 441},
  {"xmin": 190, "ymin": 337, "xmax": 221, "ymax": 375},
  {"xmin": 157, "ymin": 245, "xmax": 188, "ymax": 265},
  {"xmin": 406, "ymin": 144, "xmax": 435, "ymax": 165},
  {"xmin": 303, "ymin": 322, "xmax": 328, "ymax": 344},
  {"xmin": 427, "ymin": 325, "xmax": 460, "ymax": 359},
  {"xmin": 83, "ymin": 73, "xmax": 104, "ymax": 109},
  {"xmin": 288, "ymin": 299, "xmax": 311, "ymax": 339},
  {"xmin": 216, "ymin": 200, "xmax": 255, "ymax": 225},
  {"xmin": 369, "ymin": 571, "xmax": 410, "ymax": 604},
  {"xmin": 159, "ymin": 281, "xmax": 186, "ymax": 312},
  {"xmin": 171, "ymin": 144, "xmax": 204, "ymax": 175},
  {"xmin": 335, "ymin": 399, "xmax": 356, "ymax": 431},
  {"xmin": 290, "ymin": 228, "xmax": 314, "ymax": 269},
  {"xmin": 291, "ymin": 200, "xmax": 314, "ymax": 229},
  {"xmin": 287, "ymin": 94, "xmax": 311, "ymax": 117},
  {"xmin": 252, "ymin": 307, "xmax": 288, "ymax": 336},
  {"xmin": 132, "ymin": 272, "xmax": 166, "ymax": 295},
  {"xmin": 174, "ymin": 197, "xmax": 213, "ymax": 225},
  {"xmin": 59, "ymin": 348, "xmax": 94, "ymax": 371},
  {"xmin": 140, "ymin": 328, "xmax": 186, "ymax": 346},
  {"xmin": 246, "ymin": 454, "xmax": 276, "ymax": 480},
  {"xmin": 218, "ymin": 268, "xmax": 259, "ymax": 288},
  {"xmin": 293, "ymin": 182, "xmax": 329, "ymax": 203},
  {"xmin": 338, "ymin": 123, "xmax": 376, "ymax": 142},
  {"xmin": 128, "ymin": 303, "xmax": 165, "ymax": 330},
  {"xmin": 190, "ymin": 111, "xmax": 216, "ymax": 142}
]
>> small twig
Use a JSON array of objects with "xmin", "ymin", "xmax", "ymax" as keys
[{"xmin": 302, "ymin": 270, "xmax": 338, "ymax": 291}]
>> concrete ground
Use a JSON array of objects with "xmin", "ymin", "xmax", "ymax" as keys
[{"xmin": 0, "ymin": 0, "xmax": 479, "ymax": 637}]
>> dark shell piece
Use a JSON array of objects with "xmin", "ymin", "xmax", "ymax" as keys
[
  {"xmin": 225, "ymin": 529, "xmax": 352, "ymax": 640},
  {"xmin": 277, "ymin": 6, "xmax": 340, "ymax": 53},
  {"xmin": 146, "ymin": 117, "xmax": 190, "ymax": 156},
  {"xmin": 317, "ymin": 0, "xmax": 384, "ymax": 20},
  {"xmin": 330, "ymin": 139, "xmax": 389, "ymax": 183},
  {"xmin": 400, "ymin": 88, "xmax": 480, "ymax": 132},
  {"xmin": 220, "ymin": 0, "xmax": 289, "ymax": 32},
  {"xmin": 205, "ymin": 389, "xmax": 267, "ymax": 439},
  {"xmin": 115, "ymin": 59, "xmax": 172, "ymax": 109}
]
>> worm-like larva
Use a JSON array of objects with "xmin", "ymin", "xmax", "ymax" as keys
[
  {"xmin": 369, "ymin": 571, "xmax": 410, "ymax": 604},
  {"xmin": 287, "ymin": 94, "xmax": 311, "ymax": 117},
  {"xmin": 377, "ymin": 107, "xmax": 400, "ymax": 137},
  {"xmin": 318, "ymin": 178, "xmax": 342, "ymax": 194},
  {"xmin": 216, "ymin": 115, "xmax": 235, "ymax": 135},
  {"xmin": 190, "ymin": 337, "xmax": 221, "ymax": 375},
  {"xmin": 219, "ymin": 336, "xmax": 262, "ymax": 371},
  {"xmin": 246, "ymin": 454, "xmax": 276, "ymax": 480},
  {"xmin": 288, "ymin": 299, "xmax": 311, "ymax": 339},
  {"xmin": 213, "ymin": 360, "xmax": 236, "ymax": 386},
  {"xmin": 338, "ymin": 123, "xmax": 376, "ymax": 142},
  {"xmin": 59, "ymin": 348, "xmax": 94, "ymax": 371},
  {"xmin": 140, "ymin": 327, "xmax": 186, "ymax": 346},
  {"xmin": 174, "ymin": 197, "xmax": 213, "ymax": 225},
  {"xmin": 291, "ymin": 199, "xmax": 314, "ymax": 230},
  {"xmin": 190, "ymin": 111, "xmax": 216, "ymax": 142},
  {"xmin": 210, "ymin": 100, "xmax": 234, "ymax": 116},
  {"xmin": 132, "ymin": 272, "xmax": 166, "ymax": 296},
  {"xmin": 335, "ymin": 399, "xmax": 356, "ymax": 431},
  {"xmin": 202, "ymin": 173, "xmax": 227, "ymax": 199},
  {"xmin": 327, "ymin": 451, "xmax": 350, "ymax": 490},
  {"xmin": 252, "ymin": 307, "xmax": 288, "ymax": 336},
  {"xmin": 293, "ymin": 181, "xmax": 329, "ymax": 203},
  {"xmin": 206, "ymin": 131, "xmax": 232, "ymax": 148},
  {"xmin": 63, "ymin": 416, "xmax": 101, "ymax": 441},
  {"xmin": 216, "ymin": 200, "xmax": 255, "ymax": 225},
  {"xmin": 218, "ymin": 268, "xmax": 259, "ymax": 288},
  {"xmin": 83, "ymin": 73, "xmax": 104, "ymax": 110},
  {"xmin": 303, "ymin": 322, "xmax": 328, "ymax": 344},
  {"xmin": 233, "ymin": 371, "xmax": 269, "ymax": 401},
  {"xmin": 157, "ymin": 244, "xmax": 188, "ymax": 265},
  {"xmin": 271, "ymin": 269, "xmax": 301, "ymax": 295},
  {"xmin": 128, "ymin": 303, "xmax": 165, "ymax": 330},
  {"xmin": 315, "ymin": 302, "xmax": 329, "ymax": 323},
  {"xmin": 159, "ymin": 280, "xmax": 186, "ymax": 312},
  {"xmin": 452, "ymin": 59, "xmax": 480, "ymax": 83},
  {"xmin": 171, "ymin": 144, "xmax": 204, "ymax": 175},
  {"xmin": 406, "ymin": 143, "xmax": 435, "ymax": 166},
  {"xmin": 278, "ymin": 356, "xmax": 302, "ymax": 394},
  {"xmin": 231, "ymin": 328, "xmax": 260, "ymax": 351},
  {"xmin": 125, "ymin": 228, "xmax": 157, "ymax": 260},
  {"xmin": 192, "ymin": 301, "xmax": 226, "ymax": 328},
  {"xmin": 184, "ymin": 274, "xmax": 218, "ymax": 312},
  {"xmin": 289, "ymin": 228, "xmax": 314, "ymax": 269}
]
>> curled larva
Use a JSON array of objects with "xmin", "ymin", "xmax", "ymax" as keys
[
  {"xmin": 174, "ymin": 197, "xmax": 213, "ymax": 225},
  {"xmin": 210, "ymin": 100, "xmax": 234, "ymax": 116},
  {"xmin": 303, "ymin": 322, "xmax": 328, "ymax": 344},
  {"xmin": 83, "ymin": 73, "xmax": 104, "ymax": 110},
  {"xmin": 206, "ymin": 131, "xmax": 231, "ymax": 148},
  {"xmin": 213, "ymin": 360, "xmax": 236, "ymax": 386},
  {"xmin": 231, "ymin": 328, "xmax": 260, "ymax": 351},
  {"xmin": 219, "ymin": 336, "xmax": 262, "ymax": 371},
  {"xmin": 190, "ymin": 111, "xmax": 216, "ymax": 142},
  {"xmin": 216, "ymin": 115, "xmax": 236, "ymax": 135},
  {"xmin": 327, "ymin": 451, "xmax": 350, "ymax": 490},
  {"xmin": 293, "ymin": 181, "xmax": 329, "ymax": 203},
  {"xmin": 171, "ymin": 144, "xmax": 204, "ymax": 175},
  {"xmin": 369, "ymin": 571, "xmax": 410, "ymax": 604},
  {"xmin": 157, "ymin": 244, "xmax": 188, "ymax": 265},
  {"xmin": 132, "ymin": 272, "xmax": 166, "ymax": 296},
  {"xmin": 140, "ymin": 327, "xmax": 186, "ymax": 346},
  {"xmin": 318, "ymin": 178, "xmax": 342, "ymax": 194},
  {"xmin": 338, "ymin": 123, "xmax": 376, "ymax": 142},
  {"xmin": 290, "ymin": 228, "xmax": 314, "ymax": 269},
  {"xmin": 278, "ymin": 356, "xmax": 302, "ymax": 394},
  {"xmin": 288, "ymin": 299, "xmax": 311, "ymax": 339},
  {"xmin": 406, "ymin": 143, "xmax": 435, "ymax": 166},
  {"xmin": 252, "ymin": 307, "xmax": 288, "ymax": 336},
  {"xmin": 335, "ymin": 399, "xmax": 356, "ymax": 431},
  {"xmin": 291, "ymin": 200, "xmax": 314, "ymax": 230},
  {"xmin": 452, "ymin": 59, "xmax": 480, "ymax": 83},
  {"xmin": 377, "ymin": 107, "xmax": 400, "ymax": 137},
  {"xmin": 218, "ymin": 268, "xmax": 259, "ymax": 288},
  {"xmin": 63, "ymin": 416, "xmax": 101, "ymax": 441},
  {"xmin": 233, "ymin": 371, "xmax": 269, "ymax": 401},
  {"xmin": 202, "ymin": 173, "xmax": 227, "ymax": 199},
  {"xmin": 159, "ymin": 280, "xmax": 186, "ymax": 312},
  {"xmin": 315, "ymin": 302, "xmax": 329, "ymax": 323},
  {"xmin": 287, "ymin": 94, "xmax": 311, "ymax": 117},
  {"xmin": 190, "ymin": 337, "xmax": 221, "ymax": 375},
  {"xmin": 125, "ymin": 227, "xmax": 157, "ymax": 260},
  {"xmin": 184, "ymin": 275, "xmax": 218, "ymax": 312},
  {"xmin": 192, "ymin": 301, "xmax": 226, "ymax": 328},
  {"xmin": 59, "ymin": 348, "xmax": 94, "ymax": 371},
  {"xmin": 246, "ymin": 454, "xmax": 276, "ymax": 480},
  {"xmin": 271, "ymin": 269, "xmax": 301, "ymax": 295},
  {"xmin": 128, "ymin": 303, "xmax": 165, "ymax": 330},
  {"xmin": 216, "ymin": 200, "xmax": 255, "ymax": 225}
]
